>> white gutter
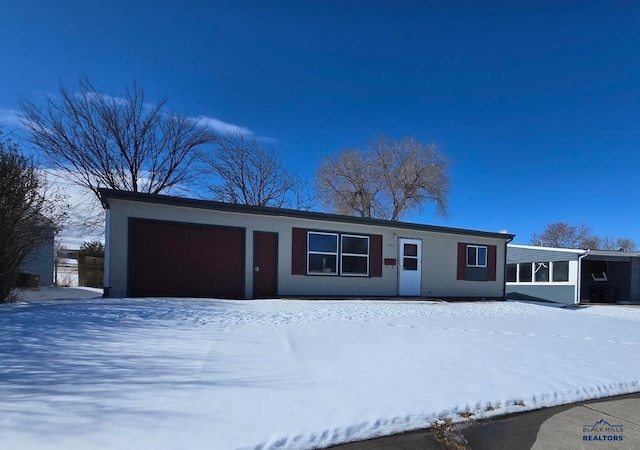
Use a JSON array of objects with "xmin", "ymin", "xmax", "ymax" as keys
[
  {"xmin": 576, "ymin": 249, "xmax": 590, "ymax": 304},
  {"xmin": 503, "ymin": 235, "xmax": 515, "ymax": 300}
]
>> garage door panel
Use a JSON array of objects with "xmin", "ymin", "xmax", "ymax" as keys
[{"xmin": 130, "ymin": 220, "xmax": 245, "ymax": 298}]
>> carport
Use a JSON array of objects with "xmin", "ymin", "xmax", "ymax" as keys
[{"xmin": 580, "ymin": 251, "xmax": 639, "ymax": 304}]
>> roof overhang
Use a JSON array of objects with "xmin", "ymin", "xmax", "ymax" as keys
[
  {"xmin": 583, "ymin": 251, "xmax": 640, "ymax": 262},
  {"xmin": 508, "ymin": 244, "xmax": 640, "ymax": 261},
  {"xmin": 507, "ymin": 244, "xmax": 586, "ymax": 254},
  {"xmin": 99, "ymin": 188, "xmax": 516, "ymax": 241}
]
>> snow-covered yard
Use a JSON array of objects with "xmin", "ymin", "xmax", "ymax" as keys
[{"xmin": 1, "ymin": 299, "xmax": 639, "ymax": 450}]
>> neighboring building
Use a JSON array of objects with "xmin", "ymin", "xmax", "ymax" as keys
[
  {"xmin": 506, "ymin": 244, "xmax": 640, "ymax": 305},
  {"xmin": 20, "ymin": 235, "xmax": 55, "ymax": 287},
  {"xmin": 99, "ymin": 189, "xmax": 514, "ymax": 300}
]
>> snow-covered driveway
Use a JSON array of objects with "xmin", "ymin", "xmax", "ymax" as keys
[{"xmin": 1, "ymin": 299, "xmax": 639, "ymax": 449}]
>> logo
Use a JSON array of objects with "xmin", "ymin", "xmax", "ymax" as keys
[{"xmin": 582, "ymin": 418, "xmax": 624, "ymax": 442}]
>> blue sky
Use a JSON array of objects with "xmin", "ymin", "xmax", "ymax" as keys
[{"xmin": 1, "ymin": 0, "xmax": 639, "ymax": 245}]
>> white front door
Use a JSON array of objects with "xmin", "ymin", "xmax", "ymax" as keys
[{"xmin": 398, "ymin": 238, "xmax": 422, "ymax": 296}]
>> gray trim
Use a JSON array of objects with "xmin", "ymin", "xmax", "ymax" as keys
[
  {"xmin": 502, "ymin": 238, "xmax": 514, "ymax": 299},
  {"xmin": 465, "ymin": 266, "xmax": 489, "ymax": 281},
  {"xmin": 99, "ymin": 189, "xmax": 515, "ymax": 241},
  {"xmin": 506, "ymin": 285, "xmax": 576, "ymax": 305}
]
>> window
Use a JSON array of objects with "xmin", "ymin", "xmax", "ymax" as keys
[
  {"xmin": 307, "ymin": 231, "xmax": 370, "ymax": 276},
  {"xmin": 467, "ymin": 245, "xmax": 487, "ymax": 267},
  {"xmin": 519, "ymin": 263, "xmax": 532, "ymax": 282},
  {"xmin": 506, "ymin": 264, "xmax": 517, "ymax": 282},
  {"xmin": 403, "ymin": 243, "xmax": 419, "ymax": 271},
  {"xmin": 308, "ymin": 232, "xmax": 338, "ymax": 274},
  {"xmin": 457, "ymin": 242, "xmax": 497, "ymax": 282},
  {"xmin": 404, "ymin": 243, "xmax": 418, "ymax": 257},
  {"xmin": 552, "ymin": 261, "xmax": 569, "ymax": 282},
  {"xmin": 341, "ymin": 235, "xmax": 369, "ymax": 276},
  {"xmin": 534, "ymin": 262, "xmax": 549, "ymax": 282},
  {"xmin": 509, "ymin": 261, "xmax": 570, "ymax": 283}
]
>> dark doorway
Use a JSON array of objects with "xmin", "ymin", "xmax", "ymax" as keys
[
  {"xmin": 580, "ymin": 259, "xmax": 631, "ymax": 303},
  {"xmin": 253, "ymin": 232, "xmax": 278, "ymax": 298}
]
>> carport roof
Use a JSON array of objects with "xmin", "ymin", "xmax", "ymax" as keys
[
  {"xmin": 508, "ymin": 244, "xmax": 640, "ymax": 260},
  {"xmin": 99, "ymin": 188, "xmax": 515, "ymax": 241},
  {"xmin": 585, "ymin": 249, "xmax": 640, "ymax": 260}
]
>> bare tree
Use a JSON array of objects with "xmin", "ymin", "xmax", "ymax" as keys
[
  {"xmin": 200, "ymin": 131, "xmax": 314, "ymax": 209},
  {"xmin": 591, "ymin": 235, "xmax": 638, "ymax": 252},
  {"xmin": 19, "ymin": 78, "xmax": 216, "ymax": 201},
  {"xmin": 315, "ymin": 149, "xmax": 378, "ymax": 217},
  {"xmin": 0, "ymin": 134, "xmax": 67, "ymax": 303},
  {"xmin": 315, "ymin": 136, "xmax": 449, "ymax": 220},
  {"xmin": 614, "ymin": 237, "xmax": 638, "ymax": 252},
  {"xmin": 531, "ymin": 222, "xmax": 593, "ymax": 248},
  {"xmin": 531, "ymin": 222, "xmax": 637, "ymax": 251},
  {"xmin": 579, "ymin": 233, "xmax": 602, "ymax": 251}
]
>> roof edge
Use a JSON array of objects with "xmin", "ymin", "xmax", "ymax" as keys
[
  {"xmin": 508, "ymin": 244, "xmax": 586, "ymax": 254},
  {"xmin": 98, "ymin": 188, "xmax": 515, "ymax": 240},
  {"xmin": 509, "ymin": 244, "xmax": 640, "ymax": 257}
]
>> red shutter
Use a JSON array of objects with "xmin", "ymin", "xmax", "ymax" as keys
[
  {"xmin": 291, "ymin": 228, "xmax": 307, "ymax": 275},
  {"xmin": 457, "ymin": 242, "xmax": 466, "ymax": 280},
  {"xmin": 370, "ymin": 234, "xmax": 383, "ymax": 277},
  {"xmin": 488, "ymin": 245, "xmax": 497, "ymax": 281}
]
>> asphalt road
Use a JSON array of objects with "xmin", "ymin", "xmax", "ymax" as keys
[{"xmin": 328, "ymin": 392, "xmax": 640, "ymax": 450}]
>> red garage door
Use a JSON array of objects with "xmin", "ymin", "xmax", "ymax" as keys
[{"xmin": 130, "ymin": 220, "xmax": 245, "ymax": 298}]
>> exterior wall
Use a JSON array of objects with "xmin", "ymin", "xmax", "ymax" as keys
[
  {"xmin": 282, "ymin": 226, "xmax": 391, "ymax": 297},
  {"xmin": 105, "ymin": 197, "xmax": 508, "ymax": 299},
  {"xmin": 422, "ymin": 235, "xmax": 505, "ymax": 298},
  {"xmin": 20, "ymin": 239, "xmax": 55, "ymax": 286},
  {"xmin": 506, "ymin": 246, "xmax": 580, "ymax": 305},
  {"xmin": 507, "ymin": 245, "xmax": 640, "ymax": 305},
  {"xmin": 506, "ymin": 285, "xmax": 576, "ymax": 304},
  {"xmin": 507, "ymin": 245, "xmax": 582, "ymax": 263},
  {"xmin": 506, "ymin": 260, "xmax": 579, "ymax": 305}
]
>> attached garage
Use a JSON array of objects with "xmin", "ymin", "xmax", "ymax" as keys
[{"xmin": 130, "ymin": 219, "xmax": 245, "ymax": 298}]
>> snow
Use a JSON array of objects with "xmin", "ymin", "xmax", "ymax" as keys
[
  {"xmin": 15, "ymin": 286, "xmax": 103, "ymax": 302},
  {"xmin": 1, "ymin": 299, "xmax": 639, "ymax": 450}
]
